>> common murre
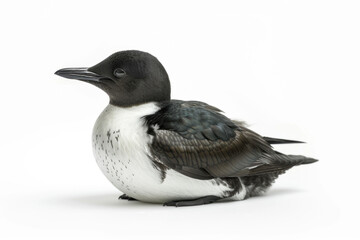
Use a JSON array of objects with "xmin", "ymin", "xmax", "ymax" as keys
[{"xmin": 55, "ymin": 50, "xmax": 317, "ymax": 207}]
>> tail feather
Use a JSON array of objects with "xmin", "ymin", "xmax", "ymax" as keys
[
  {"xmin": 286, "ymin": 154, "xmax": 318, "ymax": 165},
  {"xmin": 242, "ymin": 154, "xmax": 318, "ymax": 198},
  {"xmin": 243, "ymin": 154, "xmax": 318, "ymax": 177},
  {"xmin": 263, "ymin": 136, "xmax": 305, "ymax": 145}
]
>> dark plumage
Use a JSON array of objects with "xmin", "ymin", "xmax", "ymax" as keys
[
  {"xmin": 145, "ymin": 100, "xmax": 317, "ymax": 180},
  {"xmin": 55, "ymin": 50, "xmax": 318, "ymax": 207}
]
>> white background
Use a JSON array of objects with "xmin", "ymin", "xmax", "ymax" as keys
[{"xmin": 0, "ymin": 0, "xmax": 359, "ymax": 239}]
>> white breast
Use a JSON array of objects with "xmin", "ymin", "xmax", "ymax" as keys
[{"xmin": 92, "ymin": 103, "xmax": 245, "ymax": 203}]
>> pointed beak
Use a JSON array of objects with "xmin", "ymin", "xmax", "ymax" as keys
[{"xmin": 54, "ymin": 68, "xmax": 103, "ymax": 82}]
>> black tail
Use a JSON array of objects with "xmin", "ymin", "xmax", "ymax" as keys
[
  {"xmin": 263, "ymin": 136, "xmax": 305, "ymax": 145},
  {"xmin": 243, "ymin": 153, "xmax": 318, "ymax": 177},
  {"xmin": 285, "ymin": 154, "xmax": 318, "ymax": 165},
  {"xmin": 242, "ymin": 154, "xmax": 318, "ymax": 198}
]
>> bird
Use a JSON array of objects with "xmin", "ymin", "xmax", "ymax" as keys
[{"xmin": 55, "ymin": 50, "xmax": 317, "ymax": 207}]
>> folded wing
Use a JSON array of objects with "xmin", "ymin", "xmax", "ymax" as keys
[{"xmin": 145, "ymin": 100, "xmax": 314, "ymax": 180}]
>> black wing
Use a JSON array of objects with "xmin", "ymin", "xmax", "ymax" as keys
[{"xmin": 145, "ymin": 100, "xmax": 314, "ymax": 180}]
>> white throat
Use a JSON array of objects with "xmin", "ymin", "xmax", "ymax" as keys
[{"xmin": 91, "ymin": 103, "xmax": 160, "ymax": 197}]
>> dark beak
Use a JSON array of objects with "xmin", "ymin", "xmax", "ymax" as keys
[{"xmin": 54, "ymin": 68, "xmax": 103, "ymax": 82}]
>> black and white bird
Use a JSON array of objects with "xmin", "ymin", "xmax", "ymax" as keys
[{"xmin": 55, "ymin": 50, "xmax": 317, "ymax": 207}]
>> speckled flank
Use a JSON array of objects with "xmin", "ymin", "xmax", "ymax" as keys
[
  {"xmin": 93, "ymin": 130, "xmax": 130, "ymax": 191},
  {"xmin": 242, "ymin": 171, "xmax": 284, "ymax": 198},
  {"xmin": 211, "ymin": 177, "xmax": 247, "ymax": 200},
  {"xmin": 92, "ymin": 103, "xmax": 247, "ymax": 203}
]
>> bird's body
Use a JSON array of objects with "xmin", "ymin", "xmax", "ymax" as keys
[
  {"xmin": 56, "ymin": 50, "xmax": 317, "ymax": 206},
  {"xmin": 92, "ymin": 103, "xmax": 246, "ymax": 203}
]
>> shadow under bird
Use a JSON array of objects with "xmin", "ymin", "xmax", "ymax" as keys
[{"xmin": 55, "ymin": 50, "xmax": 317, "ymax": 207}]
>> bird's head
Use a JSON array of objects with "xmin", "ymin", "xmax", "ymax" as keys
[{"xmin": 55, "ymin": 50, "xmax": 171, "ymax": 107}]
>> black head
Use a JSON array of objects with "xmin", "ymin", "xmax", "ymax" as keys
[{"xmin": 55, "ymin": 50, "xmax": 171, "ymax": 107}]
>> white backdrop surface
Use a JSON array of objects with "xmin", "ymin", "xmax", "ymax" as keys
[{"xmin": 0, "ymin": 1, "xmax": 359, "ymax": 239}]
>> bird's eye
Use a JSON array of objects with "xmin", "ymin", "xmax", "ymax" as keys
[{"xmin": 113, "ymin": 68, "xmax": 126, "ymax": 78}]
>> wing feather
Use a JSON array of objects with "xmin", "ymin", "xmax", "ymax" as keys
[{"xmin": 145, "ymin": 100, "xmax": 303, "ymax": 180}]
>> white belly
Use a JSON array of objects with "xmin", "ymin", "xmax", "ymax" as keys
[{"xmin": 92, "ymin": 103, "xmax": 245, "ymax": 203}]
